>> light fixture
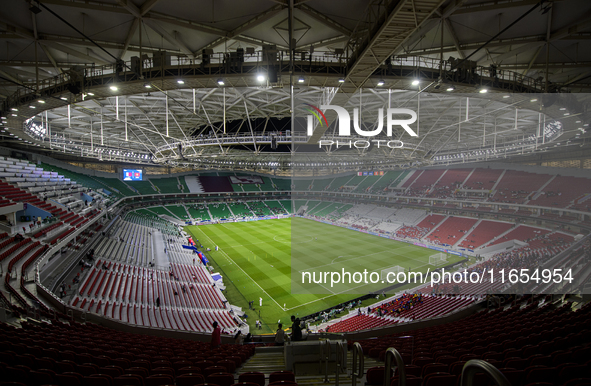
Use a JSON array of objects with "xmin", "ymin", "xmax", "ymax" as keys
[
  {"xmin": 38, "ymin": 100, "xmax": 45, "ymax": 103},
  {"xmin": 298, "ymin": 76, "xmax": 305, "ymax": 83},
  {"xmin": 11, "ymin": 114, "xmax": 17, "ymax": 117},
  {"xmin": 377, "ymin": 80, "xmax": 385, "ymax": 86},
  {"xmin": 87, "ymin": 92, "xmax": 94, "ymax": 96},
  {"xmin": 338, "ymin": 78, "xmax": 345, "ymax": 83},
  {"xmin": 29, "ymin": 105, "xmax": 36, "ymax": 109},
  {"xmin": 11, "ymin": 108, "xmax": 18, "ymax": 112},
  {"xmin": 411, "ymin": 79, "xmax": 420, "ymax": 86},
  {"xmin": 530, "ymin": 98, "xmax": 538, "ymax": 102},
  {"xmin": 217, "ymin": 79, "xmax": 225, "ymax": 86},
  {"xmin": 110, "ymin": 85, "xmax": 118, "ymax": 91},
  {"xmin": 257, "ymin": 74, "xmax": 266, "ymax": 82},
  {"xmin": 446, "ymin": 85, "xmax": 455, "ymax": 92},
  {"xmin": 177, "ymin": 80, "xmax": 185, "ymax": 84},
  {"xmin": 503, "ymin": 95, "xmax": 510, "ymax": 98},
  {"xmin": 479, "ymin": 88, "xmax": 488, "ymax": 94},
  {"xmin": 60, "ymin": 96, "xmax": 68, "ymax": 101}
]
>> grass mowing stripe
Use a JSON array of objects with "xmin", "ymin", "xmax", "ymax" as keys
[
  {"xmin": 199, "ymin": 228, "xmax": 285, "ymax": 310},
  {"xmin": 185, "ymin": 217, "xmax": 464, "ymax": 333}
]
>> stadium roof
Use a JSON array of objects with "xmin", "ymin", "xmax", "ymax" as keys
[{"xmin": 1, "ymin": 0, "xmax": 591, "ymax": 173}]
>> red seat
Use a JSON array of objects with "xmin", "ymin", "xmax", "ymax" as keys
[
  {"xmin": 29, "ymin": 370, "xmax": 53, "ymax": 386},
  {"xmin": 365, "ymin": 367, "xmax": 392, "ymax": 385},
  {"xmin": 100, "ymin": 365, "xmax": 124, "ymax": 378},
  {"xmin": 112, "ymin": 358, "xmax": 132, "ymax": 369},
  {"xmin": 499, "ymin": 369, "xmax": 524, "ymax": 385},
  {"xmin": 83, "ymin": 375, "xmax": 112, "ymax": 386},
  {"xmin": 504, "ymin": 358, "xmax": 528, "ymax": 370},
  {"xmin": 150, "ymin": 367, "xmax": 175, "ymax": 377},
  {"xmin": 412, "ymin": 357, "xmax": 433, "ymax": 367},
  {"xmin": 390, "ymin": 375, "xmax": 422, "ymax": 386},
  {"xmin": 204, "ymin": 366, "xmax": 228, "ymax": 377},
  {"xmin": 145, "ymin": 374, "xmax": 174, "ymax": 386},
  {"xmin": 177, "ymin": 366, "xmax": 202, "ymax": 376},
  {"xmin": 422, "ymin": 363, "xmax": 448, "ymax": 377},
  {"xmin": 560, "ymin": 365, "xmax": 590, "ymax": 381},
  {"xmin": 239, "ymin": 371, "xmax": 265, "ymax": 386},
  {"xmin": 268, "ymin": 382, "xmax": 297, "ymax": 386},
  {"xmin": 527, "ymin": 366, "xmax": 557, "ymax": 384},
  {"xmin": 131, "ymin": 360, "xmax": 152, "ymax": 371},
  {"xmin": 4, "ymin": 367, "xmax": 28, "ymax": 384},
  {"xmin": 177, "ymin": 373, "xmax": 206, "ymax": 386},
  {"xmin": 269, "ymin": 371, "xmax": 295, "ymax": 384},
  {"xmin": 562, "ymin": 379, "xmax": 591, "ymax": 386},
  {"xmin": 126, "ymin": 367, "xmax": 149, "ymax": 378},
  {"xmin": 173, "ymin": 361, "xmax": 193, "ymax": 372},
  {"xmin": 194, "ymin": 361, "xmax": 215, "ymax": 372},
  {"xmin": 114, "ymin": 374, "xmax": 144, "ymax": 386},
  {"xmin": 207, "ymin": 372, "xmax": 235, "ymax": 386},
  {"xmin": 55, "ymin": 361, "xmax": 76, "ymax": 373},
  {"xmin": 217, "ymin": 360, "xmax": 236, "ymax": 373},
  {"xmin": 423, "ymin": 373, "xmax": 456, "ymax": 386}
]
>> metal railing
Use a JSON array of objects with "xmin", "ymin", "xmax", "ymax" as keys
[
  {"xmin": 384, "ymin": 347, "xmax": 406, "ymax": 386},
  {"xmin": 460, "ymin": 360, "xmax": 511, "ymax": 386},
  {"xmin": 351, "ymin": 342, "xmax": 364, "ymax": 386},
  {"xmin": 4, "ymin": 47, "xmax": 546, "ymax": 112},
  {"xmin": 335, "ymin": 340, "xmax": 345, "ymax": 386},
  {"xmin": 320, "ymin": 339, "xmax": 331, "ymax": 383}
]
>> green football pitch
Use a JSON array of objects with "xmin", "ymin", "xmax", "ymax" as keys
[{"xmin": 185, "ymin": 217, "xmax": 462, "ymax": 333}]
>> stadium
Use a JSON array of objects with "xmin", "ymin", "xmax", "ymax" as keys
[{"xmin": 1, "ymin": 0, "xmax": 591, "ymax": 385}]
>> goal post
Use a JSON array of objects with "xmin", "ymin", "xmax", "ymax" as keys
[
  {"xmin": 429, "ymin": 252, "xmax": 448, "ymax": 266},
  {"xmin": 381, "ymin": 265, "xmax": 405, "ymax": 282}
]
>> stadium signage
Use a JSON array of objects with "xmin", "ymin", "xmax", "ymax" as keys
[{"xmin": 303, "ymin": 104, "xmax": 418, "ymax": 149}]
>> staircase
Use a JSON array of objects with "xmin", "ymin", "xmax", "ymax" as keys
[
  {"xmin": 421, "ymin": 216, "xmax": 449, "ymax": 241},
  {"xmin": 453, "ymin": 219, "xmax": 482, "ymax": 248},
  {"xmin": 239, "ymin": 346, "xmax": 382, "ymax": 386},
  {"xmin": 528, "ymin": 174, "xmax": 557, "ymax": 203}
]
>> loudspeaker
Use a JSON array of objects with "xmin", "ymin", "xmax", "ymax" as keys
[
  {"xmin": 268, "ymin": 67, "xmax": 278, "ymax": 83},
  {"xmin": 271, "ymin": 136, "xmax": 277, "ymax": 150}
]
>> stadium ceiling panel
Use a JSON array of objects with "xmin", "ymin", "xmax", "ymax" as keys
[{"xmin": 0, "ymin": 0, "xmax": 590, "ymax": 173}]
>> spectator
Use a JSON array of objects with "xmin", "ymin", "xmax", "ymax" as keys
[
  {"xmin": 211, "ymin": 321, "xmax": 221, "ymax": 349},
  {"xmin": 275, "ymin": 324, "xmax": 285, "ymax": 346}
]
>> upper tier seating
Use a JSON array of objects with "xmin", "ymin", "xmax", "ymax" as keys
[
  {"xmin": 425, "ymin": 217, "xmax": 478, "ymax": 246},
  {"xmin": 427, "ymin": 169, "xmax": 472, "ymax": 198},
  {"xmin": 458, "ymin": 220, "xmax": 514, "ymax": 250},
  {"xmin": 530, "ymin": 175, "xmax": 591, "ymax": 208},
  {"xmin": 491, "ymin": 170, "xmax": 552, "ymax": 204},
  {"xmin": 462, "ymin": 168, "xmax": 504, "ymax": 190}
]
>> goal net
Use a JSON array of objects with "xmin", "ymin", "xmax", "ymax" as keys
[
  {"xmin": 381, "ymin": 265, "xmax": 405, "ymax": 282},
  {"xmin": 429, "ymin": 252, "xmax": 448, "ymax": 266}
]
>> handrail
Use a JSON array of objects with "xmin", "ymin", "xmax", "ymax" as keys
[
  {"xmin": 351, "ymin": 342, "xmax": 364, "ymax": 386},
  {"xmin": 320, "ymin": 339, "xmax": 331, "ymax": 383},
  {"xmin": 460, "ymin": 359, "xmax": 511, "ymax": 386},
  {"xmin": 335, "ymin": 340, "xmax": 345, "ymax": 386},
  {"xmin": 384, "ymin": 347, "xmax": 406, "ymax": 386}
]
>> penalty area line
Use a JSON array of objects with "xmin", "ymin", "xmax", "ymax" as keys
[{"xmin": 198, "ymin": 230, "xmax": 287, "ymax": 312}]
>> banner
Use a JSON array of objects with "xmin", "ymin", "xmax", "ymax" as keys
[{"xmin": 229, "ymin": 176, "xmax": 263, "ymax": 184}]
